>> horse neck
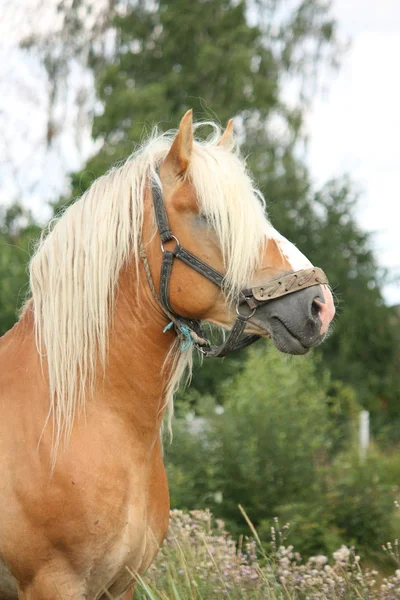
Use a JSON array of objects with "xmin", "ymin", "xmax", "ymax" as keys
[{"xmin": 99, "ymin": 257, "xmax": 178, "ymax": 433}]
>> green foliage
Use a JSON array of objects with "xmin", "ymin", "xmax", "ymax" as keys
[
  {"xmin": 207, "ymin": 345, "xmax": 332, "ymax": 525},
  {"xmin": 267, "ymin": 450, "xmax": 399, "ymax": 559},
  {"xmin": 264, "ymin": 501, "xmax": 344, "ymax": 558},
  {"xmin": 326, "ymin": 451, "xmax": 400, "ymax": 556},
  {"xmin": 166, "ymin": 344, "xmax": 398, "ymax": 558},
  {"xmin": 57, "ymin": 0, "xmax": 342, "ymax": 202},
  {"xmin": 267, "ymin": 178, "xmax": 400, "ymax": 420},
  {"xmin": 166, "ymin": 412, "xmax": 215, "ymax": 510},
  {"xmin": 166, "ymin": 344, "xmax": 333, "ymax": 540},
  {"xmin": 0, "ymin": 204, "xmax": 40, "ymax": 335}
]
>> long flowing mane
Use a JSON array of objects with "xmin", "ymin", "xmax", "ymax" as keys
[{"xmin": 26, "ymin": 122, "xmax": 271, "ymax": 452}]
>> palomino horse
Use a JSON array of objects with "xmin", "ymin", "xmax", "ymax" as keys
[{"xmin": 0, "ymin": 111, "xmax": 335, "ymax": 599}]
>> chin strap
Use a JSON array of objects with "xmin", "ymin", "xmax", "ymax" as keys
[{"xmin": 139, "ymin": 176, "xmax": 328, "ymax": 358}]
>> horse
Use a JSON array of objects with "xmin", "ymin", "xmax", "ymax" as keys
[{"xmin": 0, "ymin": 110, "xmax": 335, "ymax": 599}]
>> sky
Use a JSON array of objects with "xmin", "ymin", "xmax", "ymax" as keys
[
  {"xmin": 306, "ymin": 0, "xmax": 400, "ymax": 304},
  {"xmin": 0, "ymin": 0, "xmax": 97, "ymax": 212},
  {"xmin": 0, "ymin": 0, "xmax": 399, "ymax": 303}
]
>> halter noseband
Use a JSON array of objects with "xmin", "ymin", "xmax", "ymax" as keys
[{"xmin": 140, "ymin": 177, "xmax": 329, "ymax": 358}]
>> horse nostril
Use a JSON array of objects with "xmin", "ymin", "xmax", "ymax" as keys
[{"xmin": 311, "ymin": 299, "xmax": 321, "ymax": 320}]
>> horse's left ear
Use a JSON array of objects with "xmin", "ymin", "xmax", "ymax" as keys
[
  {"xmin": 163, "ymin": 110, "xmax": 193, "ymax": 178},
  {"xmin": 217, "ymin": 119, "xmax": 234, "ymax": 150}
]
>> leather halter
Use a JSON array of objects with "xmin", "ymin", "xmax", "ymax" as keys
[{"xmin": 142, "ymin": 179, "xmax": 329, "ymax": 358}]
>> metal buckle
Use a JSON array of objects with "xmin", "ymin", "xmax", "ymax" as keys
[
  {"xmin": 161, "ymin": 235, "xmax": 180, "ymax": 253},
  {"xmin": 235, "ymin": 304, "xmax": 256, "ymax": 320}
]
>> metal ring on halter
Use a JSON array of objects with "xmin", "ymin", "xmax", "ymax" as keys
[
  {"xmin": 235, "ymin": 304, "xmax": 256, "ymax": 320},
  {"xmin": 160, "ymin": 235, "xmax": 180, "ymax": 253}
]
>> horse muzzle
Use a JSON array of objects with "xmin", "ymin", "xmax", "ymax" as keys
[{"xmin": 244, "ymin": 283, "xmax": 335, "ymax": 355}]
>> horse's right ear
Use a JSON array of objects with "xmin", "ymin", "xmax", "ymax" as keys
[
  {"xmin": 162, "ymin": 110, "xmax": 193, "ymax": 178},
  {"xmin": 217, "ymin": 119, "xmax": 235, "ymax": 150}
]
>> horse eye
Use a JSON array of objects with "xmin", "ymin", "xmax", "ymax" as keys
[{"xmin": 195, "ymin": 214, "xmax": 209, "ymax": 227}]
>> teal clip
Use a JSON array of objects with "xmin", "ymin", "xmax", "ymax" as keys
[
  {"xmin": 178, "ymin": 324, "xmax": 192, "ymax": 351},
  {"xmin": 163, "ymin": 321, "xmax": 192, "ymax": 351},
  {"xmin": 163, "ymin": 321, "xmax": 174, "ymax": 333}
]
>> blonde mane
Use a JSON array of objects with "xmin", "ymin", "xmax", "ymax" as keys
[{"xmin": 27, "ymin": 122, "xmax": 271, "ymax": 453}]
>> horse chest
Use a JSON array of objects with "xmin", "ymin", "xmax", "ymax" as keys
[
  {"xmin": 75, "ymin": 448, "xmax": 170, "ymax": 596},
  {"xmin": 85, "ymin": 523, "xmax": 144, "ymax": 599},
  {"xmin": 0, "ymin": 436, "xmax": 169, "ymax": 599},
  {"xmin": 0, "ymin": 523, "xmax": 150, "ymax": 600},
  {"xmin": 86, "ymin": 510, "xmax": 166, "ymax": 599},
  {"xmin": 66, "ymin": 463, "xmax": 169, "ymax": 598}
]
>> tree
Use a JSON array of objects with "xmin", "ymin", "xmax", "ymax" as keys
[
  {"xmin": 0, "ymin": 204, "xmax": 40, "ymax": 335},
  {"xmin": 265, "ymin": 175, "xmax": 400, "ymax": 423},
  {"xmin": 0, "ymin": 0, "xmax": 116, "ymax": 211},
  {"xmin": 56, "ymin": 0, "xmax": 341, "ymax": 204}
]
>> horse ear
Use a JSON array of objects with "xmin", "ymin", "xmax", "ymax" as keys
[
  {"xmin": 217, "ymin": 119, "xmax": 234, "ymax": 150},
  {"xmin": 163, "ymin": 110, "xmax": 193, "ymax": 177}
]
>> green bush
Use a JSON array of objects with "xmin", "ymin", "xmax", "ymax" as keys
[
  {"xmin": 166, "ymin": 344, "xmax": 335, "ymax": 543},
  {"xmin": 166, "ymin": 343, "xmax": 399, "ymax": 558},
  {"xmin": 326, "ymin": 451, "xmax": 399, "ymax": 556},
  {"xmin": 205, "ymin": 345, "xmax": 333, "ymax": 529},
  {"xmin": 259, "ymin": 502, "xmax": 344, "ymax": 558}
]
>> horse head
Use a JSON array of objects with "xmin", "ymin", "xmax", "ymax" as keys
[{"xmin": 146, "ymin": 110, "xmax": 335, "ymax": 356}]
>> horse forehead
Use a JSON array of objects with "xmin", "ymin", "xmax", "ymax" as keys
[
  {"xmin": 269, "ymin": 229, "xmax": 313, "ymax": 271},
  {"xmin": 263, "ymin": 238, "xmax": 292, "ymax": 271}
]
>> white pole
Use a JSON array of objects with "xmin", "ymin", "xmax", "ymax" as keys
[{"xmin": 359, "ymin": 410, "xmax": 370, "ymax": 462}]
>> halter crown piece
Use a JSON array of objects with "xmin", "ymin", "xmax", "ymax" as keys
[{"xmin": 140, "ymin": 174, "xmax": 329, "ymax": 358}]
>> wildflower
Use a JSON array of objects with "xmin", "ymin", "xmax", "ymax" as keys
[
  {"xmin": 309, "ymin": 555, "xmax": 328, "ymax": 567},
  {"xmin": 333, "ymin": 545, "xmax": 351, "ymax": 564},
  {"xmin": 136, "ymin": 508, "xmax": 400, "ymax": 599}
]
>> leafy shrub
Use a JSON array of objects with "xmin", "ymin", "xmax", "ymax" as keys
[
  {"xmin": 259, "ymin": 501, "xmax": 344, "ymax": 558},
  {"xmin": 326, "ymin": 451, "xmax": 399, "ymax": 556},
  {"xmin": 166, "ymin": 344, "xmax": 335, "ymax": 542},
  {"xmin": 166, "ymin": 343, "xmax": 399, "ymax": 558},
  {"xmin": 206, "ymin": 345, "xmax": 332, "ymax": 529}
]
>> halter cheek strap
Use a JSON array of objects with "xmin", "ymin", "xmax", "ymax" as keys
[
  {"xmin": 142, "ymin": 181, "xmax": 258, "ymax": 357},
  {"xmin": 140, "ymin": 177, "xmax": 329, "ymax": 358}
]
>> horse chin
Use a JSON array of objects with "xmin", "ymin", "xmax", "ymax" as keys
[
  {"xmin": 246, "ymin": 319, "xmax": 311, "ymax": 356},
  {"xmin": 268, "ymin": 319, "xmax": 311, "ymax": 355}
]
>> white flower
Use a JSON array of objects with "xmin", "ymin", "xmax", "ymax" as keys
[
  {"xmin": 309, "ymin": 555, "xmax": 328, "ymax": 566},
  {"xmin": 333, "ymin": 545, "xmax": 351, "ymax": 563}
]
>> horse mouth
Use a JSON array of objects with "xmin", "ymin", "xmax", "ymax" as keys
[
  {"xmin": 248, "ymin": 318, "xmax": 310, "ymax": 356},
  {"xmin": 270, "ymin": 318, "xmax": 311, "ymax": 355}
]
